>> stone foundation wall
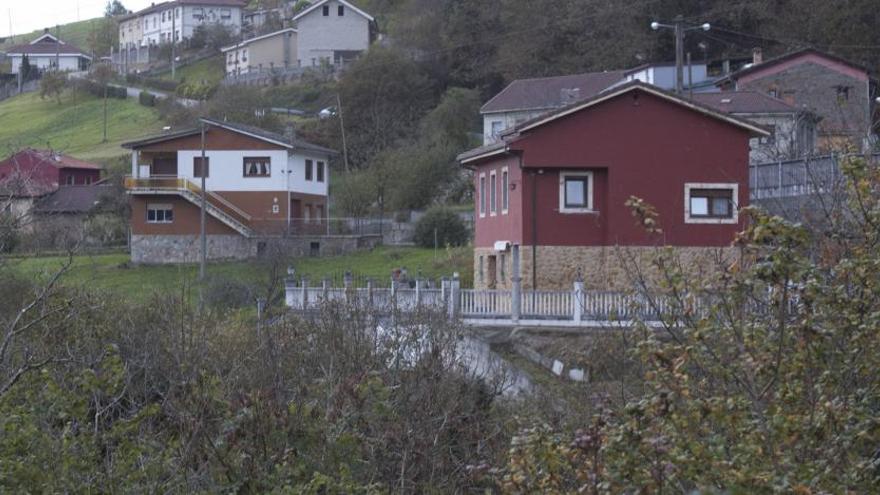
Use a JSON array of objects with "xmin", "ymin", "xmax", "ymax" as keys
[
  {"xmin": 131, "ymin": 234, "xmax": 384, "ymax": 264},
  {"xmin": 474, "ymin": 245, "xmax": 740, "ymax": 290},
  {"xmin": 131, "ymin": 234, "xmax": 257, "ymax": 264}
]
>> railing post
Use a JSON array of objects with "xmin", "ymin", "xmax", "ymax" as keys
[
  {"xmin": 511, "ymin": 244, "xmax": 521, "ymax": 322},
  {"xmin": 441, "ymin": 277, "xmax": 449, "ymax": 304},
  {"xmin": 366, "ymin": 278, "xmax": 374, "ymax": 308},
  {"xmin": 573, "ymin": 276, "xmax": 584, "ymax": 322},
  {"xmin": 301, "ymin": 276, "xmax": 309, "ymax": 310},
  {"xmin": 322, "ymin": 277, "xmax": 330, "ymax": 302},
  {"xmin": 415, "ymin": 278, "xmax": 422, "ymax": 307},
  {"xmin": 343, "ymin": 271, "xmax": 353, "ymax": 303},
  {"xmin": 448, "ymin": 273, "xmax": 461, "ymax": 319},
  {"xmin": 390, "ymin": 276, "xmax": 397, "ymax": 312}
]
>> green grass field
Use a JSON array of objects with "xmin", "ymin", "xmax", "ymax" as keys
[
  {"xmin": 159, "ymin": 55, "xmax": 226, "ymax": 85},
  {"xmin": 9, "ymin": 247, "xmax": 473, "ymax": 303},
  {"xmin": 1, "ymin": 18, "xmax": 103, "ymax": 52},
  {"xmin": 0, "ymin": 91, "xmax": 164, "ymax": 161}
]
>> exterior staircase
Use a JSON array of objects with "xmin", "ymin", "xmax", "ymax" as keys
[{"xmin": 124, "ymin": 176, "xmax": 254, "ymax": 237}]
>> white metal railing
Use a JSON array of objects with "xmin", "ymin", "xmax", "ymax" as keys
[
  {"xmin": 522, "ymin": 291, "xmax": 573, "ymax": 317},
  {"xmin": 460, "ymin": 290, "xmax": 511, "ymax": 316}
]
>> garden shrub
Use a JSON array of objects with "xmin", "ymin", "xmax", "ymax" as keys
[{"xmin": 413, "ymin": 207, "xmax": 469, "ymax": 248}]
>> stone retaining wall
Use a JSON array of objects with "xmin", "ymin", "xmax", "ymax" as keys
[{"xmin": 474, "ymin": 245, "xmax": 740, "ymax": 290}]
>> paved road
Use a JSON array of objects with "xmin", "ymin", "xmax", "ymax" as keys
[{"xmin": 70, "ymin": 71, "xmax": 199, "ymax": 107}]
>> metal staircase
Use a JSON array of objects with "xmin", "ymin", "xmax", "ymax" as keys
[{"xmin": 124, "ymin": 176, "xmax": 254, "ymax": 237}]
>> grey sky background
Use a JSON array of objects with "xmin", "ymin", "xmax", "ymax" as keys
[{"xmin": 2, "ymin": 0, "xmax": 155, "ymax": 38}]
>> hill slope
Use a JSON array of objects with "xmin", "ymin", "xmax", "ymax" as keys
[
  {"xmin": 1, "ymin": 17, "xmax": 103, "ymax": 51},
  {"xmin": 0, "ymin": 91, "xmax": 165, "ymax": 161}
]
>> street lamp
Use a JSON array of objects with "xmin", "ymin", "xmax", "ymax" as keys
[{"xmin": 650, "ymin": 15, "xmax": 711, "ymax": 94}]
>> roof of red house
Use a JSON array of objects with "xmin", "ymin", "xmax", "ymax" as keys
[
  {"xmin": 0, "ymin": 149, "xmax": 102, "ymax": 170},
  {"xmin": 720, "ymin": 48, "xmax": 870, "ymax": 83},
  {"xmin": 5, "ymin": 33, "xmax": 90, "ymax": 57},
  {"xmin": 32, "ymin": 182, "xmax": 112, "ymax": 214},
  {"xmin": 461, "ymin": 82, "xmax": 770, "ymax": 164},
  {"xmin": 480, "ymin": 70, "xmax": 628, "ymax": 114},
  {"xmin": 691, "ymin": 91, "xmax": 800, "ymax": 114}
]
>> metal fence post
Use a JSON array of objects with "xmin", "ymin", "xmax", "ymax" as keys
[{"xmin": 301, "ymin": 276, "xmax": 309, "ymax": 310}]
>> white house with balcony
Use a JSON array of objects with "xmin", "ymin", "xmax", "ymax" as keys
[
  {"xmin": 122, "ymin": 118, "xmax": 335, "ymax": 263},
  {"xmin": 118, "ymin": 0, "xmax": 246, "ymax": 50},
  {"xmin": 291, "ymin": 0, "xmax": 374, "ymax": 68}
]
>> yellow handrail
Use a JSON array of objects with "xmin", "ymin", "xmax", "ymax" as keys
[{"xmin": 124, "ymin": 176, "xmax": 253, "ymax": 223}]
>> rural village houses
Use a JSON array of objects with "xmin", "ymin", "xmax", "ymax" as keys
[
  {"xmin": 460, "ymin": 82, "xmax": 769, "ymax": 291},
  {"xmin": 122, "ymin": 118, "xmax": 335, "ymax": 264},
  {"xmin": 118, "ymin": 0, "xmax": 247, "ymax": 50},
  {"xmin": 290, "ymin": 0, "xmax": 375, "ymax": 69},
  {"xmin": 221, "ymin": 28, "xmax": 297, "ymax": 76}
]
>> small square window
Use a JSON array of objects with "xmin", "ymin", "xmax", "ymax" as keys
[
  {"xmin": 559, "ymin": 172, "xmax": 593, "ymax": 212},
  {"xmin": 322, "ymin": 5, "xmax": 329, "ymax": 15},
  {"xmin": 193, "ymin": 156, "xmax": 209, "ymax": 178},
  {"xmin": 685, "ymin": 183, "xmax": 738, "ymax": 224}
]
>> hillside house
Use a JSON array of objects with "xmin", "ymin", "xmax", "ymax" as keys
[
  {"xmin": 291, "ymin": 0, "xmax": 374, "ymax": 68},
  {"xmin": 221, "ymin": 28, "xmax": 297, "ymax": 76},
  {"xmin": 0, "ymin": 149, "xmax": 102, "ymax": 226},
  {"xmin": 693, "ymin": 91, "xmax": 820, "ymax": 163},
  {"xmin": 459, "ymin": 82, "xmax": 768, "ymax": 290},
  {"xmin": 122, "ymin": 118, "xmax": 335, "ymax": 263},
  {"xmin": 118, "ymin": 0, "xmax": 246, "ymax": 50},
  {"xmin": 5, "ymin": 33, "xmax": 91, "ymax": 74},
  {"xmin": 717, "ymin": 48, "xmax": 877, "ymax": 151}
]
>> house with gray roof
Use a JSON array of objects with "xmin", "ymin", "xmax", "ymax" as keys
[{"xmin": 291, "ymin": 0, "xmax": 374, "ymax": 68}]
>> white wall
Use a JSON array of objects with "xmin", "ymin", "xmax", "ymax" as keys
[
  {"xmin": 9, "ymin": 54, "xmax": 84, "ymax": 73},
  {"xmin": 137, "ymin": 4, "xmax": 242, "ymax": 46},
  {"xmin": 288, "ymin": 153, "xmax": 330, "ymax": 196},
  {"xmin": 294, "ymin": 0, "xmax": 370, "ymax": 67},
  {"xmin": 482, "ymin": 110, "xmax": 547, "ymax": 144}
]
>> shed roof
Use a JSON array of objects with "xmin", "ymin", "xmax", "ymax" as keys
[{"xmin": 32, "ymin": 183, "xmax": 113, "ymax": 214}]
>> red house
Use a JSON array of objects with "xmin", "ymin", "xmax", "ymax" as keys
[
  {"xmin": 0, "ymin": 149, "xmax": 102, "ymax": 222},
  {"xmin": 458, "ymin": 82, "xmax": 768, "ymax": 290}
]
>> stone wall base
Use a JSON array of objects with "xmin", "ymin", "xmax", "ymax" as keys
[
  {"xmin": 474, "ymin": 245, "xmax": 740, "ymax": 291},
  {"xmin": 131, "ymin": 234, "xmax": 384, "ymax": 264}
]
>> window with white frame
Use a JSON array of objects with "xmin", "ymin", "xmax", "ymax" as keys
[
  {"xmin": 479, "ymin": 173, "xmax": 487, "ymax": 217},
  {"xmin": 146, "ymin": 203, "xmax": 173, "ymax": 223},
  {"xmin": 490, "ymin": 171, "xmax": 497, "ymax": 215},
  {"xmin": 559, "ymin": 171, "xmax": 594, "ymax": 213},
  {"xmin": 490, "ymin": 120, "xmax": 503, "ymax": 137},
  {"xmin": 684, "ymin": 183, "xmax": 738, "ymax": 224},
  {"xmin": 501, "ymin": 167, "xmax": 509, "ymax": 213},
  {"xmin": 243, "ymin": 157, "xmax": 271, "ymax": 177}
]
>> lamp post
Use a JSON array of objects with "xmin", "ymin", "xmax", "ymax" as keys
[
  {"xmin": 650, "ymin": 16, "xmax": 710, "ymax": 94},
  {"xmin": 284, "ymin": 168, "xmax": 293, "ymax": 236}
]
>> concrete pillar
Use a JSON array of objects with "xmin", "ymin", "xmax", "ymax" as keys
[
  {"xmin": 448, "ymin": 273, "xmax": 461, "ymax": 319},
  {"xmin": 366, "ymin": 278, "xmax": 374, "ymax": 308},
  {"xmin": 511, "ymin": 244, "xmax": 521, "ymax": 321},
  {"xmin": 322, "ymin": 277, "xmax": 330, "ymax": 301},
  {"xmin": 300, "ymin": 276, "xmax": 309, "ymax": 310},
  {"xmin": 573, "ymin": 275, "xmax": 584, "ymax": 322},
  {"xmin": 343, "ymin": 271, "xmax": 353, "ymax": 303},
  {"xmin": 390, "ymin": 277, "xmax": 397, "ymax": 312},
  {"xmin": 415, "ymin": 278, "xmax": 422, "ymax": 306},
  {"xmin": 441, "ymin": 277, "xmax": 449, "ymax": 304}
]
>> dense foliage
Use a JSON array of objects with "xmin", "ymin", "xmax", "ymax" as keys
[{"xmin": 413, "ymin": 207, "xmax": 470, "ymax": 248}]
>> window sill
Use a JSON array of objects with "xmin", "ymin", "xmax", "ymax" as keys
[
  {"xmin": 685, "ymin": 216, "xmax": 737, "ymax": 224},
  {"xmin": 559, "ymin": 208, "xmax": 598, "ymax": 215}
]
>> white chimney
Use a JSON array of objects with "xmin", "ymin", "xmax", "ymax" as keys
[{"xmin": 752, "ymin": 47, "xmax": 763, "ymax": 65}]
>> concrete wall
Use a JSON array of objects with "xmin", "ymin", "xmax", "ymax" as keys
[
  {"xmin": 294, "ymin": 0, "xmax": 370, "ymax": 67},
  {"xmin": 474, "ymin": 245, "xmax": 740, "ymax": 290}
]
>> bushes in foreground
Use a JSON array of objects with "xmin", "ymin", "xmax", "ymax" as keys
[{"xmin": 413, "ymin": 207, "xmax": 469, "ymax": 248}]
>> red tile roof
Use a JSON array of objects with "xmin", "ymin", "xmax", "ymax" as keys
[{"xmin": 480, "ymin": 71, "xmax": 627, "ymax": 114}]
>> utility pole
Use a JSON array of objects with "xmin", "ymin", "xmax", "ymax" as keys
[
  {"xmin": 199, "ymin": 121, "xmax": 208, "ymax": 280},
  {"xmin": 651, "ymin": 16, "xmax": 710, "ymax": 94},
  {"xmin": 55, "ymin": 24, "xmax": 60, "ymax": 71},
  {"xmin": 336, "ymin": 93, "xmax": 350, "ymax": 172},
  {"xmin": 171, "ymin": 8, "xmax": 176, "ymax": 80}
]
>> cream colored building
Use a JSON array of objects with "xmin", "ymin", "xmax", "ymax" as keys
[{"xmin": 221, "ymin": 28, "xmax": 298, "ymax": 76}]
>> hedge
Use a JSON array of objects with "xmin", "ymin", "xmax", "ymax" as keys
[{"xmin": 138, "ymin": 90, "xmax": 157, "ymax": 107}]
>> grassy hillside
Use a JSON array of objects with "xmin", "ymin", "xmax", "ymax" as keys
[
  {"xmin": 10, "ymin": 246, "xmax": 473, "ymax": 302},
  {"xmin": 160, "ymin": 55, "xmax": 226, "ymax": 85},
  {"xmin": 0, "ymin": 90, "xmax": 164, "ymax": 161},
  {"xmin": 0, "ymin": 17, "xmax": 103, "ymax": 51}
]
